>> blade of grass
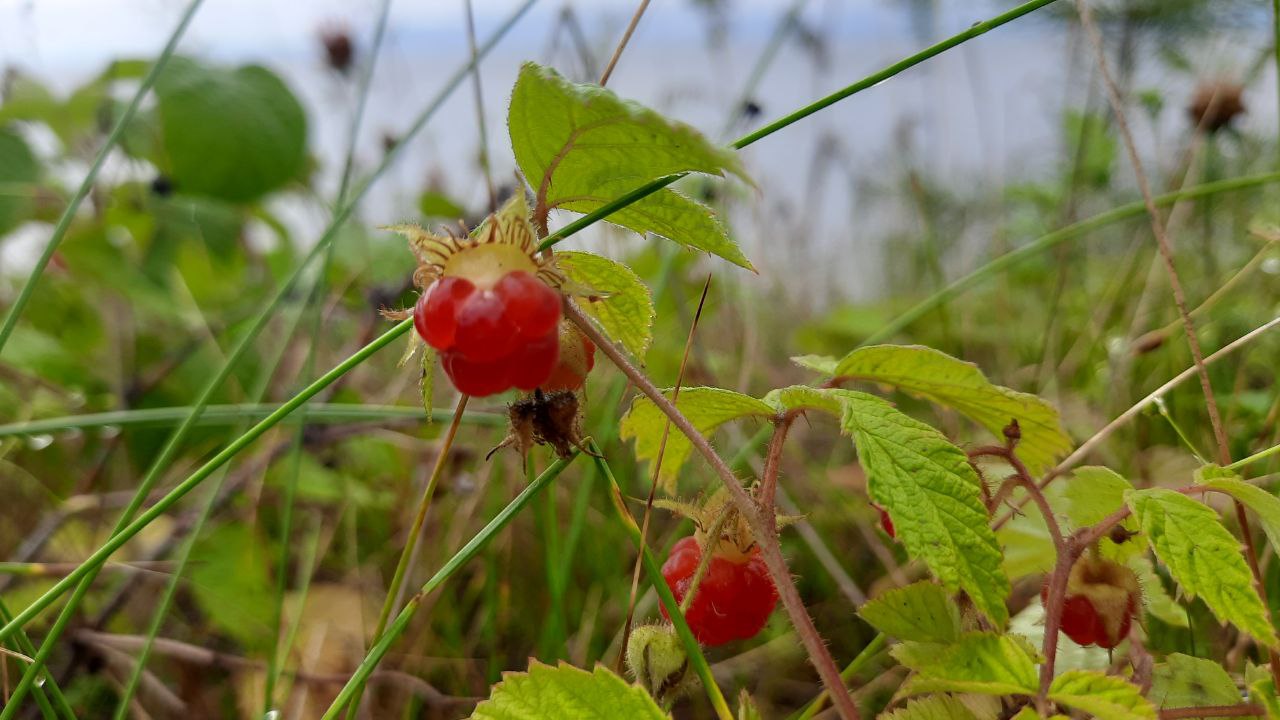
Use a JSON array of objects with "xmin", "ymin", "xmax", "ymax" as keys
[
  {"xmin": 320, "ymin": 453, "xmax": 579, "ymax": 719},
  {"xmin": 1, "ymin": 2, "xmax": 535, "ymax": 703},
  {"xmin": 536, "ymin": 0, "xmax": 1062, "ymax": 252},
  {"xmin": 792, "ymin": 633, "xmax": 887, "ymax": 720},
  {"xmin": 0, "ymin": 404, "xmax": 503, "ymax": 438},
  {"xmin": 0, "ymin": 319, "xmax": 413, "ymax": 646},
  {"xmin": 0, "ymin": 0, "xmax": 205, "ymax": 357},
  {"xmin": 590, "ymin": 444, "xmax": 733, "ymax": 720},
  {"xmin": 0, "ymin": 599, "xmax": 70, "ymax": 720},
  {"xmin": 342, "ymin": 394, "xmax": 470, "ymax": 717}
]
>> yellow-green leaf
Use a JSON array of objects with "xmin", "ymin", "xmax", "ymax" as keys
[
  {"xmin": 858, "ymin": 581, "xmax": 962, "ymax": 644},
  {"xmin": 1048, "ymin": 671, "xmax": 1156, "ymax": 720},
  {"xmin": 619, "ymin": 388, "xmax": 775, "ymax": 491},
  {"xmin": 556, "ymin": 251, "xmax": 654, "ymax": 358},
  {"xmin": 894, "ymin": 633, "xmax": 1037, "ymax": 698},
  {"xmin": 470, "ymin": 661, "xmax": 670, "ymax": 720},
  {"xmin": 881, "ymin": 695, "xmax": 979, "ymax": 720},
  {"xmin": 1198, "ymin": 467, "xmax": 1280, "ymax": 557},
  {"xmin": 795, "ymin": 345, "xmax": 1070, "ymax": 474},
  {"xmin": 1127, "ymin": 488, "xmax": 1279, "ymax": 648},
  {"xmin": 1150, "ymin": 654, "xmax": 1242, "ymax": 714}
]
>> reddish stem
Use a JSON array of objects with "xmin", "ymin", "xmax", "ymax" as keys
[
  {"xmin": 1159, "ymin": 706, "xmax": 1264, "ymax": 720},
  {"xmin": 564, "ymin": 299, "xmax": 862, "ymax": 720}
]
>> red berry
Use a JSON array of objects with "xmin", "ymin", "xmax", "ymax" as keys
[
  {"xmin": 414, "ymin": 276, "xmax": 475, "ymax": 350},
  {"xmin": 452, "ymin": 290, "xmax": 518, "ymax": 362},
  {"xmin": 1058, "ymin": 595, "xmax": 1101, "ymax": 647},
  {"xmin": 660, "ymin": 536, "xmax": 777, "ymax": 646},
  {"xmin": 507, "ymin": 330, "xmax": 560, "ymax": 391},
  {"xmin": 543, "ymin": 325, "xmax": 596, "ymax": 392},
  {"xmin": 441, "ymin": 350, "xmax": 512, "ymax": 397},
  {"xmin": 496, "ymin": 271, "xmax": 560, "ymax": 338},
  {"xmin": 1041, "ymin": 556, "xmax": 1141, "ymax": 649}
]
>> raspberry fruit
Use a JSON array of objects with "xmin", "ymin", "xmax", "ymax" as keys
[
  {"xmin": 400, "ymin": 195, "xmax": 569, "ymax": 397},
  {"xmin": 1041, "ymin": 555, "xmax": 1140, "ymax": 649},
  {"xmin": 542, "ymin": 322, "xmax": 596, "ymax": 392},
  {"xmin": 660, "ymin": 536, "xmax": 778, "ymax": 646}
]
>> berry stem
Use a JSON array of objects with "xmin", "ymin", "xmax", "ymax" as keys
[{"xmin": 564, "ymin": 299, "xmax": 862, "ymax": 720}]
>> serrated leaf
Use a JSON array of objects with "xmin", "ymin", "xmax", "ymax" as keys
[
  {"xmin": 881, "ymin": 695, "xmax": 979, "ymax": 720},
  {"xmin": 836, "ymin": 389, "xmax": 1010, "ymax": 625},
  {"xmin": 1198, "ymin": 468, "xmax": 1280, "ymax": 557},
  {"xmin": 800, "ymin": 345, "xmax": 1070, "ymax": 475},
  {"xmin": 1049, "ymin": 671, "xmax": 1156, "ymax": 720},
  {"xmin": 791, "ymin": 354, "xmax": 840, "ymax": 376},
  {"xmin": 1129, "ymin": 553, "xmax": 1188, "ymax": 628},
  {"xmin": 1150, "ymin": 654, "xmax": 1242, "ymax": 713},
  {"xmin": 894, "ymin": 633, "xmax": 1037, "ymax": 697},
  {"xmin": 508, "ymin": 62, "xmax": 751, "ymax": 269},
  {"xmin": 556, "ymin": 251, "xmax": 654, "ymax": 358},
  {"xmin": 469, "ymin": 661, "xmax": 670, "ymax": 719},
  {"xmin": 619, "ymin": 387, "xmax": 775, "ymax": 491},
  {"xmin": 156, "ymin": 57, "xmax": 307, "ymax": 202},
  {"xmin": 763, "ymin": 385, "xmax": 846, "ymax": 417},
  {"xmin": 1127, "ymin": 488, "xmax": 1279, "ymax": 648},
  {"xmin": 0, "ymin": 129, "xmax": 39, "ymax": 236},
  {"xmin": 858, "ymin": 581, "xmax": 962, "ymax": 643}
]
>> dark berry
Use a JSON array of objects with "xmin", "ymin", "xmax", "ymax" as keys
[{"xmin": 660, "ymin": 536, "xmax": 777, "ymax": 646}]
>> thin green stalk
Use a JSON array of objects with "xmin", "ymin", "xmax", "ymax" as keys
[
  {"xmin": 717, "ymin": 0, "xmax": 810, "ymax": 139},
  {"xmin": 537, "ymin": 456, "xmax": 567, "ymax": 660},
  {"xmin": 0, "ymin": 2, "xmax": 533, "ymax": 694},
  {"xmin": 862, "ymin": 171, "xmax": 1280, "ymax": 345},
  {"xmin": 0, "ymin": 0, "xmax": 205, "ymax": 357},
  {"xmin": 590, "ymin": 446, "xmax": 733, "ymax": 720},
  {"xmin": 0, "ymin": 598, "xmax": 70, "ymax": 720},
  {"xmin": 0, "ymin": 319, "xmax": 413, "ymax": 647},
  {"xmin": 792, "ymin": 633, "xmax": 887, "ymax": 720},
  {"xmin": 536, "ymin": 0, "xmax": 1060, "ymax": 252},
  {"xmin": 342, "ymin": 395, "xmax": 470, "ymax": 718},
  {"xmin": 1230, "ymin": 442, "xmax": 1280, "ymax": 473},
  {"xmin": 320, "ymin": 454, "xmax": 578, "ymax": 719},
  {"xmin": 0, "ymin": 404, "xmax": 502, "ymax": 438}
]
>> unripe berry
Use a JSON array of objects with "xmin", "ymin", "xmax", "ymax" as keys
[
  {"xmin": 542, "ymin": 322, "xmax": 596, "ymax": 391},
  {"xmin": 626, "ymin": 624, "xmax": 696, "ymax": 706},
  {"xmin": 660, "ymin": 536, "xmax": 777, "ymax": 646}
]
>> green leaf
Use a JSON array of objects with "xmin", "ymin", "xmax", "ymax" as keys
[
  {"xmin": 1048, "ymin": 671, "xmax": 1155, "ymax": 720},
  {"xmin": 556, "ymin": 251, "xmax": 655, "ymax": 358},
  {"xmin": 1150, "ymin": 654, "xmax": 1243, "ymax": 713},
  {"xmin": 188, "ymin": 524, "xmax": 273, "ymax": 652},
  {"xmin": 1129, "ymin": 553, "xmax": 1188, "ymax": 628},
  {"xmin": 766, "ymin": 384, "xmax": 1009, "ymax": 623},
  {"xmin": 1127, "ymin": 488, "xmax": 1279, "ymax": 648},
  {"xmin": 469, "ymin": 661, "xmax": 670, "ymax": 719},
  {"xmin": 881, "ymin": 695, "xmax": 979, "ymax": 720},
  {"xmin": 155, "ymin": 57, "xmax": 307, "ymax": 202},
  {"xmin": 619, "ymin": 388, "xmax": 775, "ymax": 491},
  {"xmin": 1198, "ymin": 467, "xmax": 1280, "ymax": 557},
  {"xmin": 508, "ymin": 62, "xmax": 751, "ymax": 269},
  {"xmin": 894, "ymin": 633, "xmax": 1037, "ymax": 697},
  {"xmin": 0, "ymin": 129, "xmax": 39, "ymax": 236},
  {"xmin": 418, "ymin": 190, "xmax": 466, "ymax": 220},
  {"xmin": 836, "ymin": 389, "xmax": 1010, "ymax": 625},
  {"xmin": 858, "ymin": 581, "xmax": 962, "ymax": 644},
  {"xmin": 796, "ymin": 345, "xmax": 1071, "ymax": 474},
  {"xmin": 1064, "ymin": 467, "xmax": 1133, "ymax": 527}
]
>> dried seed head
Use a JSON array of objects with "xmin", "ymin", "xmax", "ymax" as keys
[{"xmin": 1188, "ymin": 80, "xmax": 1246, "ymax": 133}]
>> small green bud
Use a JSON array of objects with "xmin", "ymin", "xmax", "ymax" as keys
[{"xmin": 625, "ymin": 623, "xmax": 698, "ymax": 706}]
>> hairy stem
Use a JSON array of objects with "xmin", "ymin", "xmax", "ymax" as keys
[{"xmin": 564, "ymin": 299, "xmax": 861, "ymax": 720}]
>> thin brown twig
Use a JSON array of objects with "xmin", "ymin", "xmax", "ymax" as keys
[
  {"xmin": 564, "ymin": 299, "xmax": 861, "ymax": 720},
  {"xmin": 598, "ymin": 0, "xmax": 652, "ymax": 87},
  {"xmin": 1076, "ymin": 0, "xmax": 1280, "ymax": 685}
]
